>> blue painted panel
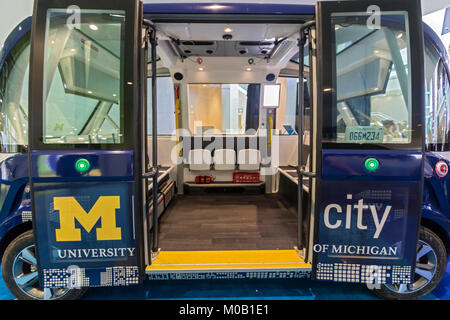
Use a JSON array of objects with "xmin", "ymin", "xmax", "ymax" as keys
[
  {"xmin": 322, "ymin": 150, "xmax": 423, "ymax": 181},
  {"xmin": 421, "ymin": 152, "xmax": 450, "ymax": 254},
  {"xmin": 313, "ymin": 150, "xmax": 423, "ymax": 285},
  {"xmin": 423, "ymin": 153, "xmax": 450, "ymax": 217},
  {"xmin": 33, "ymin": 182, "xmax": 139, "ymax": 286},
  {"xmin": 30, "ymin": 150, "xmax": 134, "ymax": 180},
  {"xmin": 31, "ymin": 150, "xmax": 141, "ymax": 288}
]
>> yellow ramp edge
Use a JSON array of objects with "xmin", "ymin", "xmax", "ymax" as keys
[{"xmin": 146, "ymin": 250, "xmax": 312, "ymax": 271}]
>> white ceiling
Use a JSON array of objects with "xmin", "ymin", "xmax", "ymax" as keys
[{"xmin": 156, "ymin": 23, "xmax": 302, "ymax": 41}]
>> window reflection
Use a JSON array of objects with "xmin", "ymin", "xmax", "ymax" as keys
[{"xmin": 325, "ymin": 13, "xmax": 412, "ymax": 144}]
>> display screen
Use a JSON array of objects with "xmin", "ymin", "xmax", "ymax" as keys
[{"xmin": 263, "ymin": 84, "xmax": 281, "ymax": 108}]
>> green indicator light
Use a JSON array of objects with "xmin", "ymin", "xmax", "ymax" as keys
[
  {"xmin": 75, "ymin": 159, "xmax": 91, "ymax": 173},
  {"xmin": 365, "ymin": 158, "xmax": 379, "ymax": 172}
]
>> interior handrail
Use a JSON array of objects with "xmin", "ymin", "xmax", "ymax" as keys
[{"xmin": 298, "ymin": 166, "xmax": 316, "ymax": 178}]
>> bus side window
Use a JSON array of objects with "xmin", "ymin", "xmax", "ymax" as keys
[
  {"xmin": 0, "ymin": 37, "xmax": 30, "ymax": 153},
  {"xmin": 147, "ymin": 77, "xmax": 176, "ymax": 136},
  {"xmin": 425, "ymin": 39, "xmax": 450, "ymax": 152},
  {"xmin": 275, "ymin": 77, "xmax": 300, "ymax": 135}
]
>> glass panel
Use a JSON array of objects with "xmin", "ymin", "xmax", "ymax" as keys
[
  {"xmin": 324, "ymin": 13, "xmax": 412, "ymax": 144},
  {"xmin": 276, "ymin": 77, "xmax": 299, "ymax": 135},
  {"xmin": 425, "ymin": 39, "xmax": 450, "ymax": 152},
  {"xmin": 290, "ymin": 45, "xmax": 310, "ymax": 66},
  {"xmin": 147, "ymin": 77, "xmax": 176, "ymax": 135},
  {"xmin": 435, "ymin": 62, "xmax": 450, "ymax": 150},
  {"xmin": 43, "ymin": 9, "xmax": 125, "ymax": 144},
  {"xmin": 187, "ymin": 84, "xmax": 257, "ymax": 135},
  {"xmin": 0, "ymin": 184, "xmax": 10, "ymax": 212},
  {"xmin": 0, "ymin": 41, "xmax": 30, "ymax": 152}
]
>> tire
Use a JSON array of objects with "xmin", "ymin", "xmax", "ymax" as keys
[
  {"xmin": 1, "ymin": 230, "xmax": 87, "ymax": 300},
  {"xmin": 373, "ymin": 226, "xmax": 447, "ymax": 300}
]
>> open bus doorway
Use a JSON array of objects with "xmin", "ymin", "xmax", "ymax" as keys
[{"xmin": 145, "ymin": 21, "xmax": 310, "ymax": 255}]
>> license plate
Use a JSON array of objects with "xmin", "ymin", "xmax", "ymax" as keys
[{"xmin": 344, "ymin": 126, "xmax": 384, "ymax": 143}]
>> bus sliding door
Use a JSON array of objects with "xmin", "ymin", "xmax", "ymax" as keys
[
  {"xmin": 28, "ymin": 0, "xmax": 146, "ymax": 289},
  {"xmin": 311, "ymin": 0, "xmax": 425, "ymax": 286}
]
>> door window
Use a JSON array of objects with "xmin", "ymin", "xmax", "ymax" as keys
[
  {"xmin": 324, "ymin": 13, "xmax": 413, "ymax": 144},
  {"xmin": 42, "ymin": 9, "xmax": 125, "ymax": 144}
]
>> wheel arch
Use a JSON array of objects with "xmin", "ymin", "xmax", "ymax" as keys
[{"xmin": 421, "ymin": 217, "xmax": 450, "ymax": 257}]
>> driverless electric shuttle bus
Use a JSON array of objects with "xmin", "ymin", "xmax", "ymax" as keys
[{"xmin": 0, "ymin": 0, "xmax": 448, "ymax": 300}]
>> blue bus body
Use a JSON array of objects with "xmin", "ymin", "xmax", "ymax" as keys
[{"xmin": 0, "ymin": 1, "xmax": 448, "ymax": 299}]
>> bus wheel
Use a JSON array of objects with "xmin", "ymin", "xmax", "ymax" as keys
[
  {"xmin": 373, "ymin": 227, "xmax": 447, "ymax": 300},
  {"xmin": 1, "ymin": 230, "xmax": 86, "ymax": 300}
]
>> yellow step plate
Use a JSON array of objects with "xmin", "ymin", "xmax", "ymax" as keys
[{"xmin": 146, "ymin": 250, "xmax": 311, "ymax": 272}]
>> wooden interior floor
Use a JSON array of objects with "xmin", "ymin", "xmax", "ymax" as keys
[{"xmin": 158, "ymin": 194, "xmax": 298, "ymax": 251}]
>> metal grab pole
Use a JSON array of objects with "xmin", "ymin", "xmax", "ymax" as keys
[
  {"xmin": 297, "ymin": 21, "xmax": 315, "ymax": 251},
  {"xmin": 150, "ymin": 29, "xmax": 159, "ymax": 253}
]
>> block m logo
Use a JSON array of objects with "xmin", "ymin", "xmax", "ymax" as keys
[{"xmin": 54, "ymin": 196, "xmax": 122, "ymax": 241}]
